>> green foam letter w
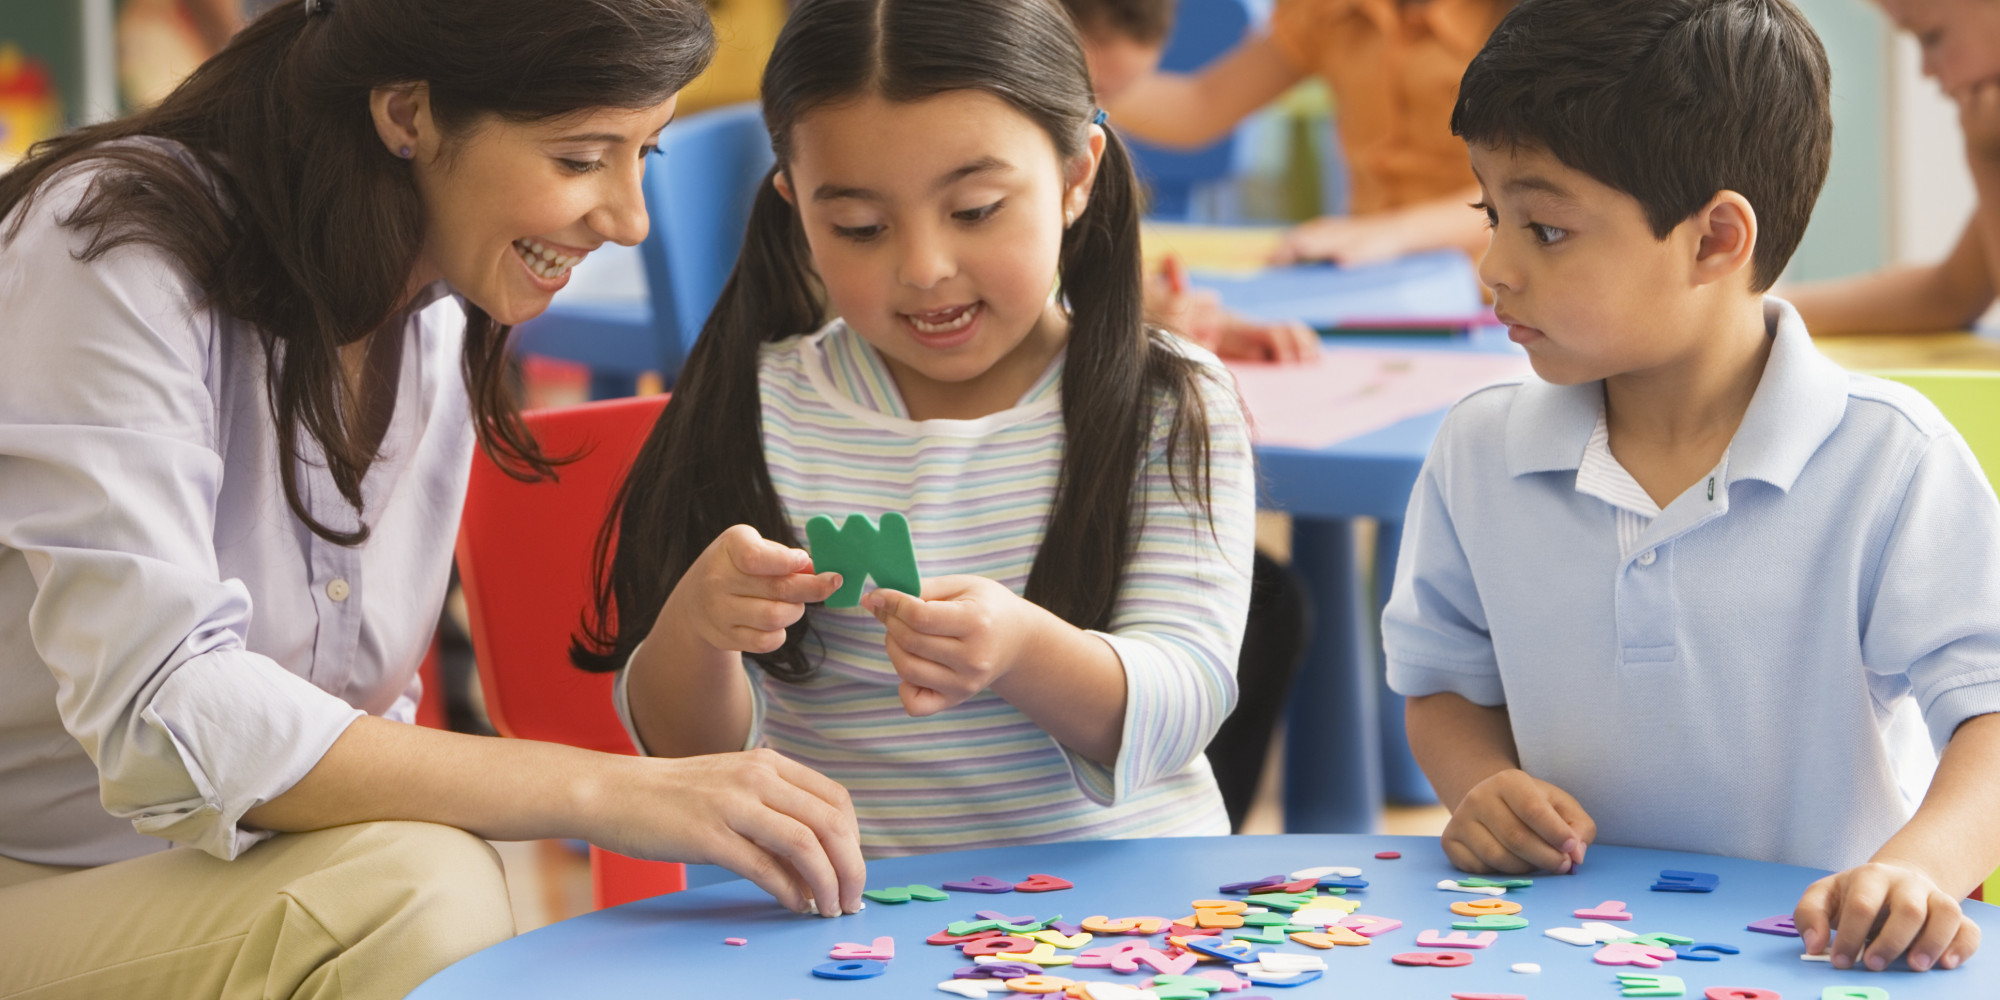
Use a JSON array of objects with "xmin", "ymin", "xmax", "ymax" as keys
[{"xmin": 804, "ymin": 512, "xmax": 923, "ymax": 608}]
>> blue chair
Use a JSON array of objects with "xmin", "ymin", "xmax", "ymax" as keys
[
  {"xmin": 1123, "ymin": 0, "xmax": 1264, "ymax": 221},
  {"xmin": 515, "ymin": 102, "xmax": 775, "ymax": 397}
]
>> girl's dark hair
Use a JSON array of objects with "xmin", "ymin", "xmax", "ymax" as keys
[
  {"xmin": 0, "ymin": 0, "xmax": 715, "ymax": 543},
  {"xmin": 573, "ymin": 0, "xmax": 1219, "ymax": 679}
]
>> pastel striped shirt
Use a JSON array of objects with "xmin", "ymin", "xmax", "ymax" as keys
[{"xmin": 658, "ymin": 320, "xmax": 1254, "ymax": 857}]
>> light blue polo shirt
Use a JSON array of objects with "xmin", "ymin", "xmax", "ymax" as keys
[{"xmin": 1383, "ymin": 298, "xmax": 2000, "ymax": 871}]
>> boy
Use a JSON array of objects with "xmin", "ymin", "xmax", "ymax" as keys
[{"xmin": 1385, "ymin": 0, "xmax": 2000, "ymax": 976}]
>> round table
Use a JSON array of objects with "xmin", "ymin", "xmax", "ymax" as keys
[{"xmin": 410, "ymin": 834, "xmax": 1999, "ymax": 998}]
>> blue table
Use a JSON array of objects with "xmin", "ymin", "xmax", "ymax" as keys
[
  {"xmin": 1199, "ymin": 251, "xmax": 1502, "ymax": 829},
  {"xmin": 411, "ymin": 834, "xmax": 1998, "ymax": 998}
]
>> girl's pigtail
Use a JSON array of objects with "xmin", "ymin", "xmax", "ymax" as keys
[
  {"xmin": 1027, "ymin": 123, "xmax": 1215, "ymax": 633},
  {"xmin": 573, "ymin": 167, "xmax": 824, "ymax": 679}
]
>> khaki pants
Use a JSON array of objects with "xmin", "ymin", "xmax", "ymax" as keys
[{"xmin": 0, "ymin": 821, "xmax": 515, "ymax": 1000}]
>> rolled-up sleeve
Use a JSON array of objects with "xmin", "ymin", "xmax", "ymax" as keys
[
  {"xmin": 1861, "ymin": 431, "xmax": 2000, "ymax": 752},
  {"xmin": 1071, "ymin": 360, "xmax": 1256, "ymax": 805},
  {"xmin": 0, "ymin": 175, "xmax": 362, "ymax": 860},
  {"xmin": 1382, "ymin": 417, "xmax": 1505, "ymax": 706}
]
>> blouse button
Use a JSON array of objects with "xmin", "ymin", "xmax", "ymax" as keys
[
  {"xmin": 325, "ymin": 578, "xmax": 351, "ymax": 602},
  {"xmin": 1636, "ymin": 550, "xmax": 1656, "ymax": 567}
]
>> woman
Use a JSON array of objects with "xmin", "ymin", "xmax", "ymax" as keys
[
  {"xmin": 1788, "ymin": 0, "xmax": 2000, "ymax": 334},
  {"xmin": 0, "ymin": 2, "xmax": 864, "ymax": 997}
]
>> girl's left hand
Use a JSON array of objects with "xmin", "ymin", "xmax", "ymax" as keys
[{"xmin": 862, "ymin": 576, "xmax": 1035, "ymax": 717}]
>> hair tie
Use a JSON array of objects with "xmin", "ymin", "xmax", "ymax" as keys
[
  {"xmin": 304, "ymin": 0, "xmax": 331, "ymax": 16},
  {"xmin": 1092, "ymin": 109, "xmax": 1108, "ymax": 126}
]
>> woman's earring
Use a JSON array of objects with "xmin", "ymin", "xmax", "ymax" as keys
[
  {"xmin": 1064, "ymin": 210, "xmax": 1076, "ymax": 228},
  {"xmin": 398, "ymin": 146, "xmax": 413, "ymax": 159}
]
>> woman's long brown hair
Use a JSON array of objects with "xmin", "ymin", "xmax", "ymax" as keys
[
  {"xmin": 572, "ymin": 0, "xmax": 1220, "ymax": 681},
  {"xmin": 0, "ymin": 0, "xmax": 715, "ymax": 543}
]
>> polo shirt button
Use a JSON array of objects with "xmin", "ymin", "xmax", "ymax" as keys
[
  {"xmin": 1637, "ymin": 550, "xmax": 1656, "ymax": 567},
  {"xmin": 325, "ymin": 578, "xmax": 350, "ymax": 602}
]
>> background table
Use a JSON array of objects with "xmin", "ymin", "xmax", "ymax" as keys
[
  {"xmin": 1187, "ymin": 250, "xmax": 1504, "ymax": 830},
  {"xmin": 411, "ymin": 834, "xmax": 1999, "ymax": 998}
]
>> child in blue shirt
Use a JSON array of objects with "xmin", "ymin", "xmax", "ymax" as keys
[{"xmin": 1385, "ymin": 0, "xmax": 2000, "ymax": 976}]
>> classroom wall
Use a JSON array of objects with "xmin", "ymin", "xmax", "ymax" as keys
[{"xmin": 1789, "ymin": 0, "xmax": 1891, "ymax": 283}]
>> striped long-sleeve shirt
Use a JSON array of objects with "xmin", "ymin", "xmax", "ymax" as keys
[{"xmin": 692, "ymin": 320, "xmax": 1254, "ymax": 856}]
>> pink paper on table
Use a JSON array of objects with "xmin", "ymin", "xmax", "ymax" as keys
[{"xmin": 1228, "ymin": 347, "xmax": 1534, "ymax": 450}]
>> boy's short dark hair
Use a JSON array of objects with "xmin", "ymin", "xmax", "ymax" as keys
[
  {"xmin": 1452, "ymin": 0, "xmax": 1830, "ymax": 291},
  {"xmin": 1057, "ymin": 0, "xmax": 1175, "ymax": 45}
]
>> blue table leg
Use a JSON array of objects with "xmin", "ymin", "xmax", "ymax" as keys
[
  {"xmin": 1373, "ymin": 520, "xmax": 1437, "ymax": 805},
  {"xmin": 1283, "ymin": 516, "xmax": 1383, "ymax": 832}
]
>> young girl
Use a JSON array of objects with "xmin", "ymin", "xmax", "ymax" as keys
[{"xmin": 576, "ymin": 0, "xmax": 1258, "ymax": 855}]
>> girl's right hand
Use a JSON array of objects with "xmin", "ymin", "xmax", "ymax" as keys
[
  {"xmin": 664, "ymin": 525, "xmax": 841, "ymax": 654},
  {"xmin": 591, "ymin": 748, "xmax": 867, "ymax": 917}
]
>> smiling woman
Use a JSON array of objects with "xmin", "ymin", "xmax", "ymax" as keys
[{"xmin": 0, "ymin": 2, "xmax": 870, "ymax": 998}]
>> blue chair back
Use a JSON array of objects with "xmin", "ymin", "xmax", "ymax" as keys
[
  {"xmin": 642, "ymin": 102, "xmax": 777, "ymax": 382},
  {"xmin": 1124, "ymin": 0, "xmax": 1259, "ymax": 220}
]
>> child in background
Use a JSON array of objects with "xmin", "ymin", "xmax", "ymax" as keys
[
  {"xmin": 574, "ymin": 0, "xmax": 1256, "ymax": 855},
  {"xmin": 1788, "ymin": 0, "xmax": 2000, "ymax": 334},
  {"xmin": 1386, "ymin": 0, "xmax": 2000, "ymax": 975},
  {"xmin": 1058, "ymin": 0, "xmax": 1320, "ymax": 364},
  {"xmin": 1105, "ymin": 0, "xmax": 1515, "ymax": 267}
]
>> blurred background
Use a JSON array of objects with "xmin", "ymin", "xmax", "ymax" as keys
[
  {"xmin": 0, "ymin": 0, "xmax": 1973, "ymax": 285},
  {"xmin": 0, "ymin": 0, "xmax": 1985, "ymax": 930}
]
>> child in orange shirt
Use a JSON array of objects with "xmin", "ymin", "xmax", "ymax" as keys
[{"xmin": 1103, "ymin": 0, "xmax": 1515, "ymax": 267}]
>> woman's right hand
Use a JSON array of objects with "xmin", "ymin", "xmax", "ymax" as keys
[
  {"xmin": 661, "ymin": 524, "xmax": 841, "ymax": 655},
  {"xmin": 589, "ymin": 748, "xmax": 867, "ymax": 917}
]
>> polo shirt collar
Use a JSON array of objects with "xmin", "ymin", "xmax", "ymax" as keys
[
  {"xmin": 1724, "ymin": 297, "xmax": 1848, "ymax": 492},
  {"xmin": 1504, "ymin": 296, "xmax": 1847, "ymax": 490}
]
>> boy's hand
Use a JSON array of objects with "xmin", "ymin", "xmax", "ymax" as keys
[
  {"xmin": 1443, "ymin": 768, "xmax": 1595, "ymax": 875},
  {"xmin": 666, "ymin": 524, "xmax": 841, "ymax": 655},
  {"xmin": 863, "ymin": 575, "xmax": 1033, "ymax": 717},
  {"xmin": 1795, "ymin": 859, "xmax": 1981, "ymax": 972}
]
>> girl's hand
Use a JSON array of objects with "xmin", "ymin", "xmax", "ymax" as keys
[
  {"xmin": 1442, "ymin": 768, "xmax": 1595, "ymax": 875},
  {"xmin": 1795, "ymin": 859, "xmax": 1981, "ymax": 972},
  {"xmin": 1146, "ymin": 273, "xmax": 1319, "ymax": 363},
  {"xmin": 663, "ymin": 524, "xmax": 842, "ymax": 655},
  {"xmin": 1210, "ymin": 315, "xmax": 1321, "ymax": 363},
  {"xmin": 1272, "ymin": 213, "xmax": 1416, "ymax": 267},
  {"xmin": 862, "ymin": 575, "xmax": 1035, "ymax": 716},
  {"xmin": 1959, "ymin": 78, "xmax": 2000, "ymax": 169},
  {"xmin": 591, "ymin": 748, "xmax": 867, "ymax": 918}
]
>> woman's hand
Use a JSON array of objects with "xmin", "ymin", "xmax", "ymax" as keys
[
  {"xmin": 862, "ymin": 576, "xmax": 1037, "ymax": 717},
  {"xmin": 588, "ymin": 748, "xmax": 867, "ymax": 918},
  {"xmin": 1795, "ymin": 858, "xmax": 1982, "ymax": 972},
  {"xmin": 661, "ymin": 524, "xmax": 841, "ymax": 655},
  {"xmin": 1441, "ymin": 768, "xmax": 1596, "ymax": 875}
]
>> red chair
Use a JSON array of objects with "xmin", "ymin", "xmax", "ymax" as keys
[{"xmin": 455, "ymin": 393, "xmax": 685, "ymax": 909}]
